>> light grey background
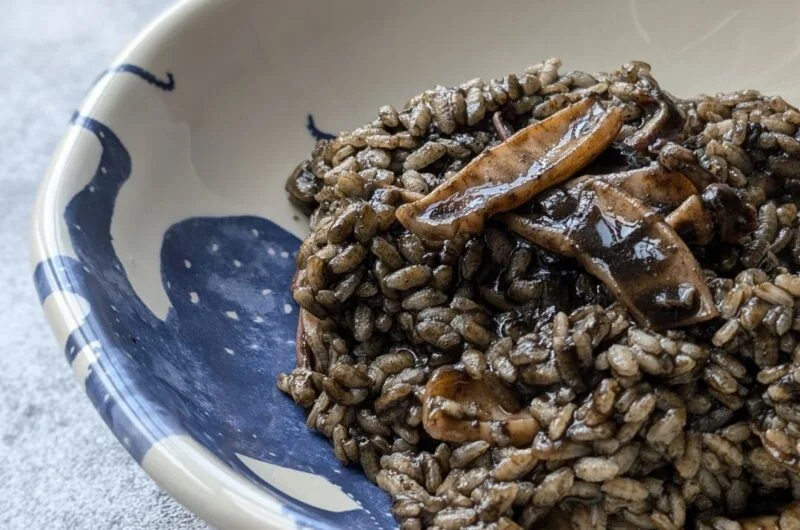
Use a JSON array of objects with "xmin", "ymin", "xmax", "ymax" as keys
[{"xmin": 0, "ymin": 2, "xmax": 209, "ymax": 528}]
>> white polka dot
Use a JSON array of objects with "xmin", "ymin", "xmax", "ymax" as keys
[
  {"xmin": 166, "ymin": 281, "xmax": 171, "ymax": 289},
  {"xmin": 225, "ymin": 310, "xmax": 239, "ymax": 320},
  {"xmin": 74, "ymin": 224, "xmax": 82, "ymax": 231},
  {"xmin": 253, "ymin": 316, "xmax": 264, "ymax": 323},
  {"xmin": 98, "ymin": 131, "xmax": 106, "ymax": 138},
  {"xmin": 268, "ymin": 248, "xmax": 276, "ymax": 256},
  {"xmin": 283, "ymin": 304, "xmax": 293, "ymax": 314},
  {"xmin": 233, "ymin": 260, "xmax": 242, "ymax": 268},
  {"xmin": 224, "ymin": 347, "xmax": 235, "ymax": 355},
  {"xmin": 100, "ymin": 166, "xmax": 108, "ymax": 174},
  {"xmin": 249, "ymin": 343, "xmax": 259, "ymax": 350},
  {"xmin": 184, "ymin": 259, "xmax": 192, "ymax": 269},
  {"xmin": 262, "ymin": 289, "xmax": 272, "ymax": 295},
  {"xmin": 280, "ymin": 251, "xmax": 289, "ymax": 259},
  {"xmin": 210, "ymin": 243, "xmax": 219, "ymax": 253},
  {"xmin": 252, "ymin": 434, "xmax": 258, "ymax": 439},
  {"xmin": 89, "ymin": 185, "xmax": 96, "ymax": 192},
  {"xmin": 190, "ymin": 292, "xmax": 199, "ymax": 304},
  {"xmin": 251, "ymin": 229, "xmax": 259, "ymax": 237}
]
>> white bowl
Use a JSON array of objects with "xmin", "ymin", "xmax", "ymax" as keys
[{"xmin": 30, "ymin": 0, "xmax": 800, "ymax": 528}]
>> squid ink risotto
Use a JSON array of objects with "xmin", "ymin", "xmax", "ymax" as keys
[{"xmin": 279, "ymin": 59, "xmax": 800, "ymax": 529}]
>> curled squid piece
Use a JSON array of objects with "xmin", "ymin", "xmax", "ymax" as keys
[
  {"xmin": 700, "ymin": 182, "xmax": 757, "ymax": 243},
  {"xmin": 624, "ymin": 96, "xmax": 684, "ymax": 152},
  {"xmin": 752, "ymin": 416, "xmax": 800, "ymax": 474},
  {"xmin": 621, "ymin": 72, "xmax": 686, "ymax": 153},
  {"xmin": 585, "ymin": 166, "xmax": 754, "ymax": 245},
  {"xmin": 421, "ymin": 366, "xmax": 539, "ymax": 446},
  {"xmin": 503, "ymin": 179, "xmax": 718, "ymax": 329},
  {"xmin": 593, "ymin": 165, "xmax": 714, "ymax": 245},
  {"xmin": 396, "ymin": 97, "xmax": 623, "ymax": 240},
  {"xmin": 594, "ymin": 166, "xmax": 755, "ymax": 245},
  {"xmin": 665, "ymin": 195, "xmax": 715, "ymax": 245},
  {"xmin": 577, "ymin": 165, "xmax": 709, "ymax": 242},
  {"xmin": 581, "ymin": 164, "xmax": 698, "ymax": 214}
]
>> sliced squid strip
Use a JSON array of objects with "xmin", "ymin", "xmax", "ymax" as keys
[
  {"xmin": 396, "ymin": 98, "xmax": 623, "ymax": 240},
  {"xmin": 504, "ymin": 179, "xmax": 718, "ymax": 329}
]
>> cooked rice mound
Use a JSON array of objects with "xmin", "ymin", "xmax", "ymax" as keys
[{"xmin": 280, "ymin": 59, "xmax": 800, "ymax": 529}]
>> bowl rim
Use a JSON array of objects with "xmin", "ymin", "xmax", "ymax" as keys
[{"xmin": 29, "ymin": 1, "xmax": 316, "ymax": 528}]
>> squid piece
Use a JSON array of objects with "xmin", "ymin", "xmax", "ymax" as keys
[
  {"xmin": 574, "ymin": 167, "xmax": 753, "ymax": 248},
  {"xmin": 422, "ymin": 366, "xmax": 539, "ymax": 446},
  {"xmin": 665, "ymin": 195, "xmax": 715, "ymax": 245},
  {"xmin": 752, "ymin": 419, "xmax": 800, "ymax": 474},
  {"xmin": 576, "ymin": 164, "xmax": 698, "ymax": 214},
  {"xmin": 292, "ymin": 271, "xmax": 312, "ymax": 370},
  {"xmin": 576, "ymin": 165, "xmax": 716, "ymax": 243},
  {"xmin": 503, "ymin": 179, "xmax": 718, "ymax": 329},
  {"xmin": 396, "ymin": 97, "xmax": 623, "ymax": 240},
  {"xmin": 624, "ymin": 97, "xmax": 683, "ymax": 152},
  {"xmin": 492, "ymin": 111, "xmax": 514, "ymax": 141},
  {"xmin": 292, "ymin": 269, "xmax": 330, "ymax": 372},
  {"xmin": 297, "ymin": 308, "xmax": 331, "ymax": 372},
  {"xmin": 701, "ymin": 183, "xmax": 757, "ymax": 243},
  {"xmin": 592, "ymin": 166, "xmax": 754, "ymax": 244},
  {"xmin": 622, "ymin": 75, "xmax": 686, "ymax": 153},
  {"xmin": 295, "ymin": 310, "xmax": 311, "ymax": 369}
]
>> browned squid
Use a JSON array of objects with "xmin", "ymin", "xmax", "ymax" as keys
[
  {"xmin": 422, "ymin": 366, "xmax": 539, "ymax": 446},
  {"xmin": 397, "ymin": 98, "xmax": 623, "ymax": 240},
  {"xmin": 503, "ymin": 179, "xmax": 719, "ymax": 329}
]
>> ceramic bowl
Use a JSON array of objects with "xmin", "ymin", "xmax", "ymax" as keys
[{"xmin": 30, "ymin": 0, "xmax": 800, "ymax": 528}]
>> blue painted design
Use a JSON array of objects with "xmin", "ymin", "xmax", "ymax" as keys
[
  {"xmin": 91, "ymin": 63, "xmax": 176, "ymax": 91},
  {"xmin": 34, "ymin": 71, "xmax": 394, "ymax": 529},
  {"xmin": 307, "ymin": 114, "xmax": 335, "ymax": 141}
]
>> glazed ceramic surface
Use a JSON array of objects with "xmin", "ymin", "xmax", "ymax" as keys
[{"xmin": 30, "ymin": 0, "xmax": 800, "ymax": 528}]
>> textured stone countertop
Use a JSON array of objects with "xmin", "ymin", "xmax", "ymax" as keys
[{"xmin": 0, "ymin": 2, "xmax": 209, "ymax": 528}]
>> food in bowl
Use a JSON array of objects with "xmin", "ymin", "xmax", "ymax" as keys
[{"xmin": 279, "ymin": 58, "xmax": 800, "ymax": 529}]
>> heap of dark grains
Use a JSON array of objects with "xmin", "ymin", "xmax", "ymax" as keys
[{"xmin": 279, "ymin": 58, "xmax": 800, "ymax": 529}]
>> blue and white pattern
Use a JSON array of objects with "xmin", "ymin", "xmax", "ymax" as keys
[{"xmin": 33, "ymin": 66, "xmax": 393, "ymax": 529}]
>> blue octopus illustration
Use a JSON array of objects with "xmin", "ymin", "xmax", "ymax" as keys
[{"xmin": 33, "ymin": 65, "xmax": 392, "ymax": 530}]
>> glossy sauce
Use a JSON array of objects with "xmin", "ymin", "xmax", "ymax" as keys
[
  {"xmin": 398, "ymin": 98, "xmax": 623, "ymax": 240},
  {"xmin": 507, "ymin": 179, "xmax": 717, "ymax": 328}
]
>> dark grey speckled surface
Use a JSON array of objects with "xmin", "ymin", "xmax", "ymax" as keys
[{"xmin": 0, "ymin": 2, "xmax": 209, "ymax": 528}]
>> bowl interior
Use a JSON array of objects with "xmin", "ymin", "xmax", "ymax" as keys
[{"xmin": 31, "ymin": 0, "xmax": 800, "ymax": 528}]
